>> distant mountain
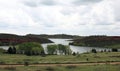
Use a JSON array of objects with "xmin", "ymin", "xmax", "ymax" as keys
[
  {"xmin": 0, "ymin": 33, "xmax": 53, "ymax": 46},
  {"xmin": 26, "ymin": 34, "xmax": 81, "ymax": 39},
  {"xmin": 70, "ymin": 36, "xmax": 120, "ymax": 48}
]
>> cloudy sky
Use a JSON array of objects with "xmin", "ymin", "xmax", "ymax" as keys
[{"xmin": 0, "ymin": 0, "xmax": 120, "ymax": 36}]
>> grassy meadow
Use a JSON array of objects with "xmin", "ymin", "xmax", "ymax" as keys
[{"xmin": 0, "ymin": 52, "xmax": 120, "ymax": 64}]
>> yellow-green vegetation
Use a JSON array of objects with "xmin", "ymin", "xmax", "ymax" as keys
[
  {"xmin": 0, "ymin": 64, "xmax": 120, "ymax": 71},
  {"xmin": 0, "ymin": 52, "xmax": 120, "ymax": 64}
]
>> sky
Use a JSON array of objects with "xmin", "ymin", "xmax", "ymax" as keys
[{"xmin": 0, "ymin": 0, "xmax": 120, "ymax": 36}]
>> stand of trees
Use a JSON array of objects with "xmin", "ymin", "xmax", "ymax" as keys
[
  {"xmin": 6, "ymin": 42, "xmax": 72, "ymax": 56},
  {"xmin": 17, "ymin": 42, "xmax": 45, "ymax": 56},
  {"xmin": 7, "ymin": 46, "xmax": 16, "ymax": 54},
  {"xmin": 47, "ymin": 44, "xmax": 72, "ymax": 55}
]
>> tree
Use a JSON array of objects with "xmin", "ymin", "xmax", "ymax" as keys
[
  {"xmin": 7, "ymin": 47, "xmax": 13, "ymax": 54},
  {"xmin": 47, "ymin": 44, "xmax": 72, "ymax": 55},
  {"xmin": 91, "ymin": 49, "xmax": 97, "ymax": 53},
  {"xmin": 112, "ymin": 48, "xmax": 118, "ymax": 52},
  {"xmin": 47, "ymin": 45, "xmax": 57, "ymax": 55},
  {"xmin": 72, "ymin": 52, "xmax": 76, "ymax": 56},
  {"xmin": 58, "ymin": 44, "xmax": 72, "ymax": 55},
  {"xmin": 12, "ymin": 46, "xmax": 16, "ymax": 54},
  {"xmin": 64, "ymin": 45, "xmax": 72, "ymax": 55},
  {"xmin": 58, "ymin": 44, "xmax": 66, "ymax": 55},
  {"xmin": 18, "ymin": 42, "xmax": 44, "ymax": 56}
]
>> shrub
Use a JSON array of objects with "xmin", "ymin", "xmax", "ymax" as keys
[
  {"xmin": 0, "ymin": 61, "xmax": 5, "ymax": 64},
  {"xmin": 4, "ymin": 67, "xmax": 16, "ymax": 71},
  {"xmin": 112, "ymin": 48, "xmax": 118, "ymax": 52},
  {"xmin": 46, "ymin": 67, "xmax": 54, "ymax": 71},
  {"xmin": 72, "ymin": 52, "xmax": 76, "ymax": 56},
  {"xmin": 91, "ymin": 49, "xmax": 97, "ymax": 53}
]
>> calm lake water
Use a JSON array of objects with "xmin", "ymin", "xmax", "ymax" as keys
[
  {"xmin": 43, "ymin": 38, "xmax": 111, "ymax": 53},
  {"xmin": 0, "ymin": 38, "xmax": 112, "ymax": 53}
]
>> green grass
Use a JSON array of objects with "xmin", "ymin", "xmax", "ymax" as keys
[
  {"xmin": 0, "ymin": 52, "xmax": 120, "ymax": 64},
  {"xmin": 0, "ymin": 52, "xmax": 119, "ymax": 71},
  {"xmin": 0, "ymin": 64, "xmax": 120, "ymax": 71}
]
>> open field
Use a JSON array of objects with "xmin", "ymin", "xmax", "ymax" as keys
[
  {"xmin": 0, "ymin": 52, "xmax": 120, "ymax": 64},
  {"xmin": 0, "ymin": 52, "xmax": 120, "ymax": 71}
]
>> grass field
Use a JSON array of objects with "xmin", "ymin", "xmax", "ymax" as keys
[
  {"xmin": 0, "ymin": 64, "xmax": 120, "ymax": 71},
  {"xmin": 0, "ymin": 52, "xmax": 120, "ymax": 64},
  {"xmin": 0, "ymin": 52, "xmax": 120, "ymax": 71}
]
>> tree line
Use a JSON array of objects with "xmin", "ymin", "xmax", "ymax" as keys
[{"xmin": 6, "ymin": 42, "xmax": 72, "ymax": 56}]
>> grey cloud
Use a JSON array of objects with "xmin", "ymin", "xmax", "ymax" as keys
[
  {"xmin": 41, "ymin": 0, "xmax": 56, "ymax": 6},
  {"xmin": 24, "ymin": 2, "xmax": 38, "ymax": 7},
  {"xmin": 94, "ymin": 22, "xmax": 113, "ymax": 25},
  {"xmin": 114, "ymin": 9, "xmax": 120, "ymax": 21},
  {"xmin": 23, "ymin": 0, "xmax": 56, "ymax": 7},
  {"xmin": 73, "ymin": 0, "xmax": 103, "ymax": 5},
  {"xmin": 111, "ymin": 0, "xmax": 120, "ymax": 22}
]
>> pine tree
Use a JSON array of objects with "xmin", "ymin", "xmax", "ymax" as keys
[{"xmin": 7, "ymin": 47, "xmax": 13, "ymax": 54}]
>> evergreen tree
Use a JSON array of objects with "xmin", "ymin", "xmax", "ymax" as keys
[
  {"xmin": 12, "ymin": 46, "xmax": 16, "ymax": 54},
  {"xmin": 7, "ymin": 47, "xmax": 13, "ymax": 54},
  {"xmin": 91, "ymin": 49, "xmax": 97, "ymax": 53},
  {"xmin": 112, "ymin": 48, "xmax": 118, "ymax": 52},
  {"xmin": 72, "ymin": 52, "xmax": 76, "ymax": 56}
]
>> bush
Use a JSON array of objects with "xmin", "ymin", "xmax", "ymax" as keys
[
  {"xmin": 46, "ymin": 67, "xmax": 54, "ymax": 71},
  {"xmin": 0, "ymin": 61, "xmax": 5, "ymax": 64},
  {"xmin": 72, "ymin": 52, "xmax": 76, "ymax": 56},
  {"xmin": 112, "ymin": 48, "xmax": 118, "ymax": 52},
  {"xmin": 4, "ymin": 67, "xmax": 16, "ymax": 71},
  {"xmin": 91, "ymin": 49, "xmax": 97, "ymax": 53}
]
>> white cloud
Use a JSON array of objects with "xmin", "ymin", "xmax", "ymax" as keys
[{"xmin": 0, "ymin": 0, "xmax": 119, "ymax": 36}]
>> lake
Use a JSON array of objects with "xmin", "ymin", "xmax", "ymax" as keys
[
  {"xmin": 42, "ymin": 38, "xmax": 111, "ymax": 53},
  {"xmin": 0, "ymin": 38, "xmax": 112, "ymax": 54}
]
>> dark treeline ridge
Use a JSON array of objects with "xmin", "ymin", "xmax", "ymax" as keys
[
  {"xmin": 70, "ymin": 35, "xmax": 120, "ymax": 48},
  {"xmin": 0, "ymin": 33, "xmax": 53, "ymax": 46},
  {"xmin": 26, "ymin": 34, "xmax": 81, "ymax": 39}
]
